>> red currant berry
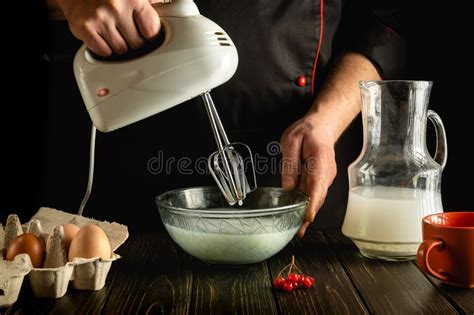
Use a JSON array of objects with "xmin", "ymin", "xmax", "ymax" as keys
[
  {"xmin": 303, "ymin": 276, "xmax": 314, "ymax": 288},
  {"xmin": 282, "ymin": 280, "xmax": 294, "ymax": 292},
  {"xmin": 296, "ymin": 274, "xmax": 304, "ymax": 283},
  {"xmin": 288, "ymin": 273, "xmax": 298, "ymax": 283},
  {"xmin": 273, "ymin": 276, "xmax": 284, "ymax": 289}
]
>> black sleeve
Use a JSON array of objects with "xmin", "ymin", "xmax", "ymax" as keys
[{"xmin": 338, "ymin": 1, "xmax": 406, "ymax": 79}]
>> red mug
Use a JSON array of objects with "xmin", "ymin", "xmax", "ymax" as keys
[{"xmin": 417, "ymin": 212, "xmax": 474, "ymax": 288}]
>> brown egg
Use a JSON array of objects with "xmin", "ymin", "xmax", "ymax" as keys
[
  {"xmin": 68, "ymin": 224, "xmax": 111, "ymax": 261},
  {"xmin": 46, "ymin": 223, "xmax": 80, "ymax": 252},
  {"xmin": 6, "ymin": 233, "xmax": 45, "ymax": 268}
]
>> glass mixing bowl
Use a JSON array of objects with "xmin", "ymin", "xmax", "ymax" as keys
[{"xmin": 156, "ymin": 187, "xmax": 308, "ymax": 265}]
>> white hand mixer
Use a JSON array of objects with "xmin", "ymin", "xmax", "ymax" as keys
[{"xmin": 73, "ymin": 0, "xmax": 256, "ymax": 211}]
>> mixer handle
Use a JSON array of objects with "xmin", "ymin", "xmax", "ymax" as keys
[
  {"xmin": 87, "ymin": 28, "xmax": 166, "ymax": 62},
  {"xmin": 427, "ymin": 109, "xmax": 448, "ymax": 170},
  {"xmin": 86, "ymin": 0, "xmax": 200, "ymax": 62}
]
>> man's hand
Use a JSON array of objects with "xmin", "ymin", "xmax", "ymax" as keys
[
  {"xmin": 280, "ymin": 52, "xmax": 382, "ymax": 237},
  {"xmin": 280, "ymin": 114, "xmax": 337, "ymax": 238},
  {"xmin": 50, "ymin": 0, "xmax": 161, "ymax": 56}
]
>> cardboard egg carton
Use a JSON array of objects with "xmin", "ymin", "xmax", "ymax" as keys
[{"xmin": 0, "ymin": 207, "xmax": 128, "ymax": 307}]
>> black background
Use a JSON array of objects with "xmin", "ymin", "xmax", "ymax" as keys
[{"xmin": 1, "ymin": 1, "xmax": 472, "ymax": 232}]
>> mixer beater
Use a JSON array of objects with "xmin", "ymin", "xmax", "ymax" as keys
[{"xmin": 202, "ymin": 92, "xmax": 256, "ymax": 206}]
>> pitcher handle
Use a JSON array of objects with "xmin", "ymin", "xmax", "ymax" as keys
[{"xmin": 427, "ymin": 110, "xmax": 448, "ymax": 169}]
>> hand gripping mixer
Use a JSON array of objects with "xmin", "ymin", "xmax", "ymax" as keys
[{"xmin": 73, "ymin": 0, "xmax": 256, "ymax": 212}]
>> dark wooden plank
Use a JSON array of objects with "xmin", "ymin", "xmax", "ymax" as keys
[
  {"xmin": 191, "ymin": 260, "xmax": 278, "ymax": 315},
  {"xmin": 4, "ymin": 282, "xmax": 110, "ymax": 315},
  {"xmin": 325, "ymin": 231, "xmax": 458, "ymax": 314},
  {"xmin": 414, "ymin": 262, "xmax": 474, "ymax": 314},
  {"xmin": 267, "ymin": 229, "xmax": 368, "ymax": 315},
  {"xmin": 102, "ymin": 232, "xmax": 193, "ymax": 314}
]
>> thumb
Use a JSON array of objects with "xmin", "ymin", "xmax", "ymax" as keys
[
  {"xmin": 280, "ymin": 133, "xmax": 303, "ymax": 191},
  {"xmin": 303, "ymin": 154, "xmax": 334, "ymax": 222}
]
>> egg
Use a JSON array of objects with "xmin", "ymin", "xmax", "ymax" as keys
[
  {"xmin": 46, "ymin": 223, "xmax": 80, "ymax": 252},
  {"xmin": 68, "ymin": 224, "xmax": 111, "ymax": 261},
  {"xmin": 6, "ymin": 233, "xmax": 45, "ymax": 268}
]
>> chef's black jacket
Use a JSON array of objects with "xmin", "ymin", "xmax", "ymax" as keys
[{"xmin": 37, "ymin": 0, "xmax": 405, "ymax": 232}]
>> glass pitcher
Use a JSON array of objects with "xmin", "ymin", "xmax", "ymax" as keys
[{"xmin": 341, "ymin": 80, "xmax": 447, "ymax": 261}]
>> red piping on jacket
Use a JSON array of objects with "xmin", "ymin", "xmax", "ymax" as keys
[
  {"xmin": 384, "ymin": 25, "xmax": 400, "ymax": 38},
  {"xmin": 311, "ymin": 0, "xmax": 324, "ymax": 96}
]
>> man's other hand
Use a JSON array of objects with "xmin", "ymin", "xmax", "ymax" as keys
[{"xmin": 280, "ymin": 114, "xmax": 338, "ymax": 238}]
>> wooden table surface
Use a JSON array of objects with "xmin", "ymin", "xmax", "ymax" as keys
[{"xmin": 2, "ymin": 228, "xmax": 473, "ymax": 314}]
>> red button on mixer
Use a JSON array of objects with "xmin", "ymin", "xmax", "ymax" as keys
[
  {"xmin": 297, "ymin": 75, "xmax": 306, "ymax": 87},
  {"xmin": 97, "ymin": 88, "xmax": 109, "ymax": 97}
]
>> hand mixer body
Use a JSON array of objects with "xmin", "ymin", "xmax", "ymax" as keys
[
  {"xmin": 73, "ymin": 3, "xmax": 238, "ymax": 132},
  {"xmin": 73, "ymin": 1, "xmax": 256, "ymax": 206}
]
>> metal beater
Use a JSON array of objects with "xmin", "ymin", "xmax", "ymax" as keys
[{"xmin": 202, "ymin": 92, "xmax": 256, "ymax": 205}]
